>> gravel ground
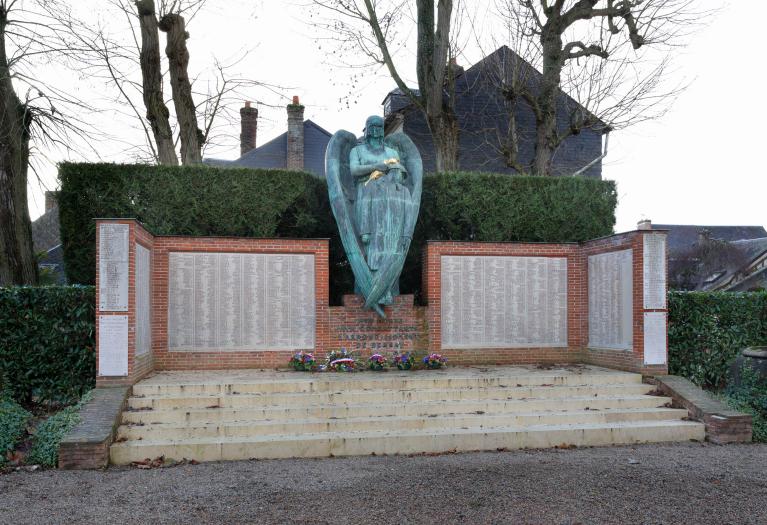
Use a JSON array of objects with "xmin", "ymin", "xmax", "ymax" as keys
[{"xmin": 1, "ymin": 442, "xmax": 766, "ymax": 525}]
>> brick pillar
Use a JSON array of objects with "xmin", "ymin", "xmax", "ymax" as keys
[
  {"xmin": 286, "ymin": 95, "xmax": 304, "ymax": 170},
  {"xmin": 239, "ymin": 101, "xmax": 258, "ymax": 157}
]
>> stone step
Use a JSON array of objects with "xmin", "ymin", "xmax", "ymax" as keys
[
  {"xmin": 117, "ymin": 407, "xmax": 690, "ymax": 441},
  {"xmin": 126, "ymin": 383, "xmax": 655, "ymax": 410},
  {"xmin": 121, "ymin": 395, "xmax": 673, "ymax": 425},
  {"xmin": 131, "ymin": 370, "xmax": 643, "ymax": 397},
  {"xmin": 109, "ymin": 420, "xmax": 705, "ymax": 464}
]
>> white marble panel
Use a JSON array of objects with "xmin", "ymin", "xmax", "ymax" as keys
[
  {"xmin": 135, "ymin": 244, "xmax": 151, "ymax": 356},
  {"xmin": 643, "ymin": 312, "xmax": 667, "ymax": 365},
  {"xmin": 98, "ymin": 315, "xmax": 128, "ymax": 376},
  {"xmin": 643, "ymin": 234, "xmax": 667, "ymax": 309},
  {"xmin": 98, "ymin": 223, "xmax": 129, "ymax": 311},
  {"xmin": 441, "ymin": 255, "xmax": 568, "ymax": 348},
  {"xmin": 588, "ymin": 249, "xmax": 633, "ymax": 350},
  {"xmin": 168, "ymin": 252, "xmax": 315, "ymax": 351}
]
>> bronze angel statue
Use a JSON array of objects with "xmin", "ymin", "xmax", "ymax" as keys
[{"xmin": 325, "ymin": 115, "xmax": 423, "ymax": 317}]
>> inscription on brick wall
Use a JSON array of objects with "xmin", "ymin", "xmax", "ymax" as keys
[
  {"xmin": 643, "ymin": 312, "xmax": 667, "ymax": 365},
  {"xmin": 168, "ymin": 252, "xmax": 315, "ymax": 351},
  {"xmin": 588, "ymin": 249, "xmax": 633, "ymax": 350},
  {"xmin": 135, "ymin": 244, "xmax": 151, "ymax": 356},
  {"xmin": 335, "ymin": 320, "xmax": 420, "ymax": 351},
  {"xmin": 98, "ymin": 224, "xmax": 129, "ymax": 311},
  {"xmin": 98, "ymin": 315, "xmax": 128, "ymax": 376},
  {"xmin": 643, "ymin": 234, "xmax": 667, "ymax": 309},
  {"xmin": 441, "ymin": 256, "xmax": 567, "ymax": 348}
]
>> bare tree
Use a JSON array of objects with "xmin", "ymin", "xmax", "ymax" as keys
[
  {"xmin": 0, "ymin": 0, "xmax": 98, "ymax": 285},
  {"xmin": 488, "ymin": 0, "xmax": 700, "ymax": 176},
  {"xmin": 311, "ymin": 0, "xmax": 461, "ymax": 172}
]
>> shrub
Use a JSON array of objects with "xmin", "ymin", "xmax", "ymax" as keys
[
  {"xmin": 59, "ymin": 164, "xmax": 617, "ymax": 302},
  {"xmin": 0, "ymin": 398, "xmax": 31, "ymax": 466},
  {"xmin": 0, "ymin": 286, "xmax": 96, "ymax": 405},
  {"xmin": 722, "ymin": 363, "xmax": 767, "ymax": 443},
  {"xmin": 668, "ymin": 291, "xmax": 767, "ymax": 388},
  {"xmin": 26, "ymin": 391, "xmax": 93, "ymax": 467}
]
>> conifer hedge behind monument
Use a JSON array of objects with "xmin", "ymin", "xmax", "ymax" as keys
[{"xmin": 58, "ymin": 163, "xmax": 617, "ymax": 301}]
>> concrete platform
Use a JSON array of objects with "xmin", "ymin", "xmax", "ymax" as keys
[{"xmin": 111, "ymin": 365, "xmax": 705, "ymax": 464}]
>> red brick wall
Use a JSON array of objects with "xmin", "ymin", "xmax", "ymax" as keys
[
  {"xmin": 95, "ymin": 219, "xmax": 667, "ymax": 381},
  {"xmin": 424, "ymin": 231, "xmax": 669, "ymax": 374}
]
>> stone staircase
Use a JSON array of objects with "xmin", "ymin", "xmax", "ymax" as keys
[{"xmin": 110, "ymin": 366, "xmax": 705, "ymax": 464}]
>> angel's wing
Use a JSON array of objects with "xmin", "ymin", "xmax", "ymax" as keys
[
  {"xmin": 384, "ymin": 132, "xmax": 423, "ymax": 243},
  {"xmin": 325, "ymin": 130, "xmax": 384, "ymax": 316}
]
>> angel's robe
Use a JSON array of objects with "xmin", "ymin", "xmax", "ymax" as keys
[{"xmin": 350, "ymin": 143, "xmax": 411, "ymax": 303}]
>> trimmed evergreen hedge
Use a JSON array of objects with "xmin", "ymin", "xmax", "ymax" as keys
[
  {"xmin": 0, "ymin": 286, "xmax": 96, "ymax": 405},
  {"xmin": 58, "ymin": 163, "xmax": 617, "ymax": 302},
  {"xmin": 668, "ymin": 291, "xmax": 767, "ymax": 388}
]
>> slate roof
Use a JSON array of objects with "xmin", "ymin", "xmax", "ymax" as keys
[
  {"xmin": 205, "ymin": 120, "xmax": 332, "ymax": 178},
  {"xmin": 653, "ymin": 224, "xmax": 767, "ymax": 258}
]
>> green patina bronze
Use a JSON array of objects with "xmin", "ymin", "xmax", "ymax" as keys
[{"xmin": 325, "ymin": 115, "xmax": 423, "ymax": 317}]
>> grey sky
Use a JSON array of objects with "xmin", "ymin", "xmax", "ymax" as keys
[{"xmin": 28, "ymin": 1, "xmax": 764, "ymax": 234}]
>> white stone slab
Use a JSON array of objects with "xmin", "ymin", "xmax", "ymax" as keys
[
  {"xmin": 441, "ymin": 256, "xmax": 568, "ymax": 348},
  {"xmin": 588, "ymin": 249, "xmax": 633, "ymax": 350},
  {"xmin": 643, "ymin": 312, "xmax": 667, "ymax": 365},
  {"xmin": 643, "ymin": 234, "xmax": 667, "ymax": 309},
  {"xmin": 135, "ymin": 244, "xmax": 151, "ymax": 356},
  {"xmin": 98, "ymin": 315, "xmax": 128, "ymax": 376},
  {"xmin": 98, "ymin": 223, "xmax": 129, "ymax": 311},
  {"xmin": 168, "ymin": 252, "xmax": 315, "ymax": 351}
]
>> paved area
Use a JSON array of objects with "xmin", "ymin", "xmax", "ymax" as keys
[{"xmin": 1, "ymin": 442, "xmax": 766, "ymax": 524}]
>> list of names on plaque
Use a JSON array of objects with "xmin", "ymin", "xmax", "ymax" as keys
[
  {"xmin": 441, "ymin": 256, "xmax": 567, "ymax": 348},
  {"xmin": 588, "ymin": 249, "xmax": 633, "ymax": 350},
  {"xmin": 98, "ymin": 315, "xmax": 128, "ymax": 376},
  {"xmin": 643, "ymin": 312, "xmax": 667, "ymax": 365},
  {"xmin": 643, "ymin": 234, "xmax": 667, "ymax": 309},
  {"xmin": 135, "ymin": 244, "xmax": 151, "ymax": 356},
  {"xmin": 98, "ymin": 223, "xmax": 129, "ymax": 311},
  {"xmin": 168, "ymin": 252, "xmax": 315, "ymax": 351}
]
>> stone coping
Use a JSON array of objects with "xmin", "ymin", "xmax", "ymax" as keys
[
  {"xmin": 59, "ymin": 387, "xmax": 129, "ymax": 469},
  {"xmin": 651, "ymin": 375, "xmax": 752, "ymax": 444}
]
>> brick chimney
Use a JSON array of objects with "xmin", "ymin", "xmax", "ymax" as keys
[
  {"xmin": 637, "ymin": 219, "xmax": 652, "ymax": 231},
  {"xmin": 286, "ymin": 95, "xmax": 304, "ymax": 170},
  {"xmin": 240, "ymin": 101, "xmax": 258, "ymax": 157},
  {"xmin": 44, "ymin": 191, "xmax": 57, "ymax": 212}
]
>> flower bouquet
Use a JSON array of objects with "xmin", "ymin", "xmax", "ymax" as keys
[
  {"xmin": 368, "ymin": 353, "xmax": 388, "ymax": 371},
  {"xmin": 325, "ymin": 348, "xmax": 358, "ymax": 372},
  {"xmin": 392, "ymin": 351, "xmax": 415, "ymax": 370},
  {"xmin": 288, "ymin": 351, "xmax": 315, "ymax": 371},
  {"xmin": 423, "ymin": 352, "xmax": 447, "ymax": 369}
]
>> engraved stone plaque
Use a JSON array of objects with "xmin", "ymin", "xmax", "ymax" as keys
[
  {"xmin": 98, "ymin": 223, "xmax": 129, "ymax": 311},
  {"xmin": 98, "ymin": 315, "xmax": 128, "ymax": 376},
  {"xmin": 588, "ymin": 249, "xmax": 633, "ymax": 350},
  {"xmin": 441, "ymin": 256, "xmax": 567, "ymax": 348},
  {"xmin": 135, "ymin": 244, "xmax": 151, "ymax": 356},
  {"xmin": 643, "ymin": 234, "xmax": 667, "ymax": 309},
  {"xmin": 168, "ymin": 252, "xmax": 315, "ymax": 351},
  {"xmin": 643, "ymin": 312, "xmax": 667, "ymax": 365}
]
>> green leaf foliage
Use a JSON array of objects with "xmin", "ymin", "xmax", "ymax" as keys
[
  {"xmin": 58, "ymin": 163, "xmax": 617, "ymax": 302},
  {"xmin": 0, "ymin": 398, "xmax": 31, "ymax": 465},
  {"xmin": 0, "ymin": 286, "xmax": 96, "ymax": 405},
  {"xmin": 722, "ymin": 363, "xmax": 767, "ymax": 443},
  {"xmin": 26, "ymin": 390, "xmax": 94, "ymax": 467},
  {"xmin": 668, "ymin": 291, "xmax": 767, "ymax": 388}
]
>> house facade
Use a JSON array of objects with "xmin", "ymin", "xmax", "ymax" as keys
[{"xmin": 383, "ymin": 46, "xmax": 608, "ymax": 178}]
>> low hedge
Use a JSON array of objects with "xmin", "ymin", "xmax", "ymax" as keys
[
  {"xmin": 26, "ymin": 390, "xmax": 93, "ymax": 467},
  {"xmin": 0, "ymin": 398, "xmax": 31, "ymax": 465},
  {"xmin": 0, "ymin": 286, "xmax": 96, "ymax": 405},
  {"xmin": 668, "ymin": 291, "xmax": 767, "ymax": 388},
  {"xmin": 58, "ymin": 163, "xmax": 617, "ymax": 302}
]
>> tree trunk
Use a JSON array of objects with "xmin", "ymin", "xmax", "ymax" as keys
[
  {"xmin": 159, "ymin": 13, "xmax": 202, "ymax": 165},
  {"xmin": 428, "ymin": 113, "xmax": 459, "ymax": 172},
  {"xmin": 533, "ymin": 30, "xmax": 564, "ymax": 176},
  {"xmin": 135, "ymin": 0, "xmax": 178, "ymax": 165},
  {"xmin": 0, "ymin": 10, "xmax": 37, "ymax": 285}
]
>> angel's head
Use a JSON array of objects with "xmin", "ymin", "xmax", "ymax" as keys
[{"xmin": 363, "ymin": 115, "xmax": 385, "ymax": 150}]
